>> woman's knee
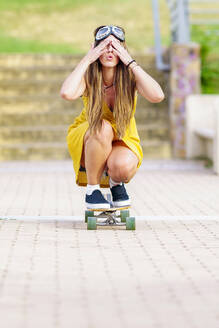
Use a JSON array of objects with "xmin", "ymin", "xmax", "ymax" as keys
[
  {"xmin": 86, "ymin": 120, "xmax": 114, "ymax": 146},
  {"xmin": 108, "ymin": 158, "xmax": 137, "ymax": 182}
]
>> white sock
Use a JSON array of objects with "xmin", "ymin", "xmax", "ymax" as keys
[
  {"xmin": 109, "ymin": 177, "xmax": 122, "ymax": 189},
  {"xmin": 86, "ymin": 184, "xmax": 100, "ymax": 195}
]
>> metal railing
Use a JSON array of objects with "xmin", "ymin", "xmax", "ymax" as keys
[
  {"xmin": 152, "ymin": 0, "xmax": 190, "ymax": 70},
  {"xmin": 152, "ymin": 0, "xmax": 219, "ymax": 70},
  {"xmin": 151, "ymin": 0, "xmax": 170, "ymax": 71},
  {"xmin": 166, "ymin": 0, "xmax": 190, "ymax": 43}
]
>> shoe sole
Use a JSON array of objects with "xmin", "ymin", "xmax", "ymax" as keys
[
  {"xmin": 86, "ymin": 202, "xmax": 111, "ymax": 210},
  {"xmin": 112, "ymin": 199, "xmax": 131, "ymax": 207}
]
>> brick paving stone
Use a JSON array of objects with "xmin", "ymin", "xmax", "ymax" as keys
[
  {"xmin": 0, "ymin": 160, "xmax": 219, "ymax": 328},
  {"xmin": 0, "ymin": 159, "xmax": 219, "ymax": 217},
  {"xmin": 0, "ymin": 218, "xmax": 218, "ymax": 328}
]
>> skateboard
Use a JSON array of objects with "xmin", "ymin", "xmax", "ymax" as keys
[{"xmin": 85, "ymin": 194, "xmax": 135, "ymax": 230}]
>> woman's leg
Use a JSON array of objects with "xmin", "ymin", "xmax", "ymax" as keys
[
  {"xmin": 106, "ymin": 141, "xmax": 138, "ymax": 206},
  {"xmin": 107, "ymin": 141, "xmax": 139, "ymax": 183},
  {"xmin": 81, "ymin": 120, "xmax": 115, "ymax": 185}
]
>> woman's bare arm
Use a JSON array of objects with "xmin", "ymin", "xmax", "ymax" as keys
[
  {"xmin": 60, "ymin": 57, "xmax": 88, "ymax": 100},
  {"xmin": 60, "ymin": 38, "xmax": 111, "ymax": 101},
  {"xmin": 111, "ymin": 38, "xmax": 165, "ymax": 103},
  {"xmin": 130, "ymin": 63, "xmax": 165, "ymax": 103}
]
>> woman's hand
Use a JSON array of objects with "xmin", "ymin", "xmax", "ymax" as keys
[
  {"xmin": 85, "ymin": 38, "xmax": 111, "ymax": 64},
  {"xmin": 61, "ymin": 40, "xmax": 112, "ymax": 100},
  {"xmin": 111, "ymin": 38, "xmax": 133, "ymax": 66}
]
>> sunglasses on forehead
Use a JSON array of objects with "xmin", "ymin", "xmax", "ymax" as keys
[{"xmin": 95, "ymin": 25, "xmax": 125, "ymax": 42}]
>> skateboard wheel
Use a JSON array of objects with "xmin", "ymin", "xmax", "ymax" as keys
[
  {"xmin": 85, "ymin": 210, "xmax": 94, "ymax": 223},
  {"xmin": 87, "ymin": 217, "xmax": 97, "ymax": 230},
  {"xmin": 126, "ymin": 217, "xmax": 135, "ymax": 230},
  {"xmin": 120, "ymin": 210, "xmax": 130, "ymax": 222}
]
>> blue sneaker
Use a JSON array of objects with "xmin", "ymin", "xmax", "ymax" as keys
[
  {"xmin": 86, "ymin": 190, "xmax": 110, "ymax": 209},
  {"xmin": 110, "ymin": 183, "xmax": 131, "ymax": 207}
]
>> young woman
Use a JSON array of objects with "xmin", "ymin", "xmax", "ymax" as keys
[{"xmin": 60, "ymin": 25, "xmax": 165, "ymax": 209}]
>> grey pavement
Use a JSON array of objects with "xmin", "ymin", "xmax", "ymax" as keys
[{"xmin": 0, "ymin": 159, "xmax": 219, "ymax": 328}]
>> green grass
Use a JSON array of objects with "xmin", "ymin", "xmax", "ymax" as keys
[
  {"xmin": 0, "ymin": 0, "xmax": 141, "ymax": 12},
  {"xmin": 0, "ymin": 0, "xmax": 86, "ymax": 11},
  {"xmin": 0, "ymin": 0, "xmax": 170, "ymax": 54},
  {"xmin": 0, "ymin": 31, "xmax": 80, "ymax": 54}
]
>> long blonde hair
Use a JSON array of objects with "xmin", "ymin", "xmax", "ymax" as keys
[{"xmin": 84, "ymin": 25, "xmax": 136, "ymax": 139}]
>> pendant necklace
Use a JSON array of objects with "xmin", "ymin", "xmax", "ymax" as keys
[
  {"xmin": 103, "ymin": 78, "xmax": 115, "ymax": 92},
  {"xmin": 103, "ymin": 83, "xmax": 114, "ymax": 91}
]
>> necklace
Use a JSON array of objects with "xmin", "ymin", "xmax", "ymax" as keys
[
  {"xmin": 103, "ymin": 83, "xmax": 114, "ymax": 90},
  {"xmin": 103, "ymin": 76, "xmax": 115, "ymax": 91}
]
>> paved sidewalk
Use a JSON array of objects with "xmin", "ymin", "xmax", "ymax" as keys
[
  {"xmin": 0, "ymin": 159, "xmax": 219, "ymax": 217},
  {"xmin": 0, "ymin": 159, "xmax": 219, "ymax": 328}
]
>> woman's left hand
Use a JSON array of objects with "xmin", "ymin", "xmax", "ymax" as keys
[{"xmin": 111, "ymin": 38, "xmax": 133, "ymax": 66}]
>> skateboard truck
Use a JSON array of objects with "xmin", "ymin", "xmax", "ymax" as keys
[{"xmin": 85, "ymin": 194, "xmax": 135, "ymax": 230}]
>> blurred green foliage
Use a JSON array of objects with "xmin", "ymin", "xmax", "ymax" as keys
[{"xmin": 191, "ymin": 25, "xmax": 219, "ymax": 94}]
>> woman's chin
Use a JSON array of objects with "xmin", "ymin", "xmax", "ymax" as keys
[{"xmin": 101, "ymin": 61, "xmax": 118, "ymax": 68}]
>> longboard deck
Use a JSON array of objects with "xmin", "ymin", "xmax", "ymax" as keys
[{"xmin": 87, "ymin": 206, "xmax": 130, "ymax": 212}]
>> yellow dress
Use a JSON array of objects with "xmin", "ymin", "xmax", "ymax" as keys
[{"xmin": 66, "ymin": 94, "xmax": 143, "ymax": 187}]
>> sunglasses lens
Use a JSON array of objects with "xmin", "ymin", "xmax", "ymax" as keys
[
  {"xmin": 112, "ymin": 26, "xmax": 125, "ymax": 40},
  {"xmin": 100, "ymin": 27, "xmax": 109, "ymax": 35},
  {"xmin": 114, "ymin": 27, "xmax": 122, "ymax": 34},
  {"xmin": 96, "ymin": 26, "xmax": 110, "ymax": 40}
]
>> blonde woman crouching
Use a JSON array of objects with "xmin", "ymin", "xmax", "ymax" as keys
[{"xmin": 60, "ymin": 25, "xmax": 165, "ymax": 209}]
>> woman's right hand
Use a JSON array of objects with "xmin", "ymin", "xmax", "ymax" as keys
[
  {"xmin": 60, "ymin": 38, "xmax": 110, "ymax": 100},
  {"xmin": 85, "ymin": 38, "xmax": 110, "ymax": 64}
]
